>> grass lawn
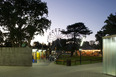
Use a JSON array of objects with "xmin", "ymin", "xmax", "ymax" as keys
[{"xmin": 55, "ymin": 55, "xmax": 102, "ymax": 66}]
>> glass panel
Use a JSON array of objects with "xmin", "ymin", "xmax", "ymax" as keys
[{"xmin": 103, "ymin": 36, "xmax": 116, "ymax": 76}]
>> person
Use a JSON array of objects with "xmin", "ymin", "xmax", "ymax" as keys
[
  {"xmin": 49, "ymin": 55, "xmax": 52, "ymax": 61},
  {"xmin": 46, "ymin": 54, "xmax": 48, "ymax": 60}
]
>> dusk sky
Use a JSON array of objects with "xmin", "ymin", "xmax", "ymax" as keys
[{"xmin": 31, "ymin": 0, "xmax": 116, "ymax": 45}]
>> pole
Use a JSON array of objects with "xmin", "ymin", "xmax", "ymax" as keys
[
  {"xmin": 79, "ymin": 35, "xmax": 86, "ymax": 65},
  {"xmin": 79, "ymin": 49, "xmax": 82, "ymax": 65},
  {"xmin": 80, "ymin": 50, "xmax": 81, "ymax": 65}
]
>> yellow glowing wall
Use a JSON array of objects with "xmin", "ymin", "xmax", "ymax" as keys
[
  {"xmin": 37, "ymin": 52, "xmax": 40, "ymax": 60},
  {"xmin": 32, "ymin": 49, "xmax": 46, "ymax": 60}
]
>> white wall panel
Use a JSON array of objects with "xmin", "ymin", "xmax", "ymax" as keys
[{"xmin": 103, "ymin": 35, "xmax": 116, "ymax": 76}]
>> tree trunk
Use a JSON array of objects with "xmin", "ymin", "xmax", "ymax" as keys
[
  {"xmin": 28, "ymin": 38, "xmax": 32, "ymax": 47},
  {"xmin": 71, "ymin": 30, "xmax": 76, "ymax": 57},
  {"xmin": 70, "ymin": 51, "xmax": 73, "ymax": 57},
  {"xmin": 28, "ymin": 40, "xmax": 31, "ymax": 47},
  {"xmin": 18, "ymin": 40, "xmax": 21, "ymax": 47}
]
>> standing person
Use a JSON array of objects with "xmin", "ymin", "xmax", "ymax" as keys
[
  {"xmin": 49, "ymin": 54, "xmax": 52, "ymax": 61},
  {"xmin": 46, "ymin": 54, "xmax": 48, "ymax": 60}
]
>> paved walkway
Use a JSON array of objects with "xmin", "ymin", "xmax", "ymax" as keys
[{"xmin": 0, "ymin": 61, "xmax": 113, "ymax": 77}]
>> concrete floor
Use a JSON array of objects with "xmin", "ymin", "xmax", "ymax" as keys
[{"xmin": 0, "ymin": 61, "xmax": 113, "ymax": 77}]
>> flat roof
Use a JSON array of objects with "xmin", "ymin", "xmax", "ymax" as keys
[{"xmin": 103, "ymin": 35, "xmax": 116, "ymax": 39}]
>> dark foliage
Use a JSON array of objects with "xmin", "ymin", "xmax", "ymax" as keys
[
  {"xmin": 0, "ymin": 0, "xmax": 51, "ymax": 47},
  {"xmin": 61, "ymin": 22, "xmax": 92, "ymax": 56}
]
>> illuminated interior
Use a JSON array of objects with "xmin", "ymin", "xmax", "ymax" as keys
[
  {"xmin": 32, "ymin": 49, "xmax": 46, "ymax": 63},
  {"xmin": 76, "ymin": 50, "xmax": 101, "ymax": 56}
]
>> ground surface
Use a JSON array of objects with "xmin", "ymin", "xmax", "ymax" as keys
[{"xmin": 0, "ymin": 61, "xmax": 113, "ymax": 77}]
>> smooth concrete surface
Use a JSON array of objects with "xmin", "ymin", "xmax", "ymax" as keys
[{"xmin": 0, "ymin": 61, "xmax": 113, "ymax": 77}]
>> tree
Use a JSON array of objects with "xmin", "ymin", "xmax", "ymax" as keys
[
  {"xmin": 33, "ymin": 41, "xmax": 48, "ymax": 49},
  {"xmin": 0, "ymin": 0, "xmax": 51, "ymax": 47},
  {"xmin": 89, "ymin": 40, "xmax": 99, "ymax": 49},
  {"xmin": 82, "ymin": 41, "xmax": 90, "ymax": 48},
  {"xmin": 95, "ymin": 31, "xmax": 104, "ymax": 49},
  {"xmin": 0, "ymin": 30, "xmax": 4, "ymax": 46},
  {"xmin": 51, "ymin": 39, "xmax": 67, "ymax": 51},
  {"xmin": 33, "ymin": 41, "xmax": 42, "ymax": 49},
  {"xmin": 95, "ymin": 13, "xmax": 116, "ymax": 54},
  {"xmin": 102, "ymin": 13, "xmax": 116, "ymax": 35},
  {"xmin": 52, "ymin": 39, "xmax": 62, "ymax": 51},
  {"xmin": 61, "ymin": 22, "xmax": 92, "ymax": 56}
]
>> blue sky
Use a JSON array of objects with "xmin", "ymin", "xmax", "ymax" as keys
[{"xmin": 31, "ymin": 0, "xmax": 116, "ymax": 45}]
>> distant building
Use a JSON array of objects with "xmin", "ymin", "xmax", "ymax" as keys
[
  {"xmin": 77, "ymin": 45, "xmax": 101, "ymax": 56},
  {"xmin": 77, "ymin": 49, "xmax": 101, "ymax": 56}
]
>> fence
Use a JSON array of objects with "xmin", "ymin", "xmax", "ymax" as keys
[{"xmin": 56, "ymin": 59, "xmax": 102, "ymax": 65}]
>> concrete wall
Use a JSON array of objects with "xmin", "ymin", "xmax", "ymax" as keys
[
  {"xmin": 103, "ymin": 35, "xmax": 116, "ymax": 76},
  {"xmin": 0, "ymin": 47, "xmax": 32, "ymax": 66}
]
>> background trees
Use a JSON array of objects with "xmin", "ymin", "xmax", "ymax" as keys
[
  {"xmin": 95, "ymin": 13, "xmax": 116, "ymax": 52},
  {"xmin": 102, "ymin": 13, "xmax": 116, "ymax": 35},
  {"xmin": 0, "ymin": 0, "xmax": 51, "ymax": 47},
  {"xmin": 0, "ymin": 31, "xmax": 4, "ymax": 46},
  {"xmin": 61, "ymin": 22, "xmax": 92, "ymax": 56},
  {"xmin": 51, "ymin": 39, "xmax": 67, "ymax": 51},
  {"xmin": 95, "ymin": 31, "xmax": 104, "ymax": 49}
]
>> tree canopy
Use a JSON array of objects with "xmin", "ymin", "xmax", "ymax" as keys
[
  {"xmin": 51, "ymin": 39, "xmax": 67, "ymax": 51},
  {"xmin": 102, "ymin": 13, "xmax": 116, "ymax": 35},
  {"xmin": 61, "ymin": 22, "xmax": 92, "ymax": 56},
  {"xmin": 0, "ymin": 31, "xmax": 4, "ymax": 46},
  {"xmin": 62, "ymin": 22, "xmax": 92, "ymax": 39},
  {"xmin": 62, "ymin": 22, "xmax": 92, "ymax": 43},
  {"xmin": 0, "ymin": 0, "xmax": 51, "ymax": 47},
  {"xmin": 95, "ymin": 13, "xmax": 116, "ymax": 51}
]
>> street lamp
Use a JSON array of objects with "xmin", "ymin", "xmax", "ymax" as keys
[{"xmin": 79, "ymin": 36, "xmax": 86, "ymax": 64}]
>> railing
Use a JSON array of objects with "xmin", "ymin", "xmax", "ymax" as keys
[{"xmin": 55, "ymin": 59, "xmax": 102, "ymax": 65}]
